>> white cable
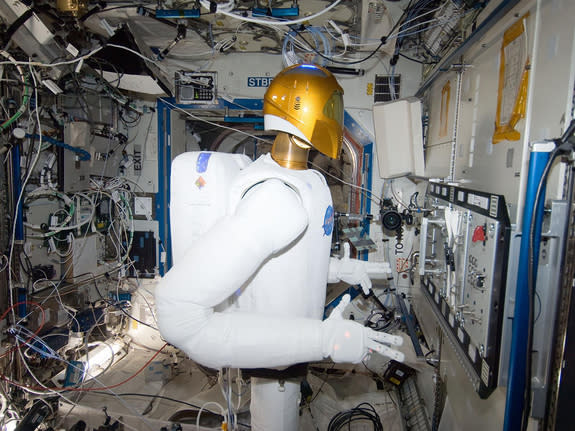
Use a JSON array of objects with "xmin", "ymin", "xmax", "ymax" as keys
[
  {"xmin": 200, "ymin": 0, "xmax": 342, "ymax": 26},
  {"xmin": 32, "ymin": 279, "xmax": 78, "ymax": 326},
  {"xmin": 106, "ymin": 44, "xmax": 162, "ymax": 68},
  {"xmin": 322, "ymin": 23, "xmax": 348, "ymax": 58},
  {"xmin": 13, "ymin": 311, "xmax": 155, "ymax": 431},
  {"xmin": 0, "ymin": 254, "xmax": 8, "ymax": 272},
  {"xmin": 308, "ymin": 160, "xmax": 382, "ymax": 206},
  {"xmin": 159, "ymin": 98, "xmax": 274, "ymax": 145},
  {"xmin": 0, "ymin": 46, "xmax": 104, "ymax": 68},
  {"xmin": 24, "ymin": 191, "xmax": 96, "ymax": 238},
  {"xmin": 7, "ymin": 64, "xmax": 43, "ymax": 321},
  {"xmin": 196, "ymin": 401, "xmax": 226, "ymax": 431},
  {"xmin": 345, "ymin": 6, "xmax": 466, "ymax": 48}
]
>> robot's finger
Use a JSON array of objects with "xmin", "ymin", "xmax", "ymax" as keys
[
  {"xmin": 338, "ymin": 293, "xmax": 351, "ymax": 309},
  {"xmin": 366, "ymin": 340, "xmax": 405, "ymax": 362},
  {"xmin": 367, "ymin": 330, "xmax": 404, "ymax": 346},
  {"xmin": 329, "ymin": 294, "xmax": 351, "ymax": 319},
  {"xmin": 366, "ymin": 262, "xmax": 392, "ymax": 278},
  {"xmin": 342, "ymin": 242, "xmax": 351, "ymax": 259},
  {"xmin": 360, "ymin": 275, "xmax": 372, "ymax": 295}
]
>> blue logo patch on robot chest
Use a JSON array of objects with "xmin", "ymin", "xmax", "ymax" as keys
[
  {"xmin": 323, "ymin": 205, "xmax": 334, "ymax": 236},
  {"xmin": 196, "ymin": 152, "xmax": 211, "ymax": 173}
]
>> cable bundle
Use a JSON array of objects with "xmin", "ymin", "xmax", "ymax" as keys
[{"xmin": 327, "ymin": 402, "xmax": 384, "ymax": 431}]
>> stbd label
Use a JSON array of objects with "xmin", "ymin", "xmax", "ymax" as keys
[{"xmin": 247, "ymin": 77, "xmax": 272, "ymax": 87}]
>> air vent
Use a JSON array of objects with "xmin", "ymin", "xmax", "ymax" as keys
[{"xmin": 374, "ymin": 75, "xmax": 401, "ymax": 102}]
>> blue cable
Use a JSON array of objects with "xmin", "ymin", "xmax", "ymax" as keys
[{"xmin": 27, "ymin": 134, "xmax": 91, "ymax": 161}]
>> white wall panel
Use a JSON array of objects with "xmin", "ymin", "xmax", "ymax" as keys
[
  {"xmin": 417, "ymin": 0, "xmax": 575, "ymax": 429},
  {"xmin": 425, "ymin": 71, "xmax": 459, "ymax": 179},
  {"xmin": 424, "ymin": 0, "xmax": 575, "ymax": 224}
]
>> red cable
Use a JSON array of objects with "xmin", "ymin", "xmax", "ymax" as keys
[
  {"xmin": 0, "ymin": 343, "xmax": 169, "ymax": 393},
  {"xmin": 0, "ymin": 301, "xmax": 46, "ymax": 359}
]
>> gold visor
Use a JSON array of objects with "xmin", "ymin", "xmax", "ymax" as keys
[{"xmin": 264, "ymin": 64, "xmax": 344, "ymax": 159}]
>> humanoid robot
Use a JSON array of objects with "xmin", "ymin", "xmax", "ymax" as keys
[{"xmin": 155, "ymin": 64, "xmax": 404, "ymax": 431}]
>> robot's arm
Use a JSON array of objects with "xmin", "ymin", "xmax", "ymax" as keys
[
  {"xmin": 328, "ymin": 242, "xmax": 392, "ymax": 294},
  {"xmin": 156, "ymin": 179, "xmax": 328, "ymax": 368},
  {"xmin": 156, "ymin": 179, "xmax": 403, "ymax": 368}
]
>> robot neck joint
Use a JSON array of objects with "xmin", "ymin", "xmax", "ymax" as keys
[{"xmin": 271, "ymin": 133, "xmax": 309, "ymax": 170}]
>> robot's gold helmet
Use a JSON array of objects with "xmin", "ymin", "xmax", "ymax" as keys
[{"xmin": 263, "ymin": 64, "xmax": 344, "ymax": 159}]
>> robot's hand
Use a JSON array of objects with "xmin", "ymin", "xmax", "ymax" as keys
[
  {"xmin": 321, "ymin": 294, "xmax": 405, "ymax": 363},
  {"xmin": 330, "ymin": 243, "xmax": 392, "ymax": 294}
]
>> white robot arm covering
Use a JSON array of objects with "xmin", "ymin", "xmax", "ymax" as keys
[
  {"xmin": 156, "ymin": 179, "xmax": 322, "ymax": 368},
  {"xmin": 328, "ymin": 242, "xmax": 392, "ymax": 294},
  {"xmin": 156, "ymin": 179, "xmax": 404, "ymax": 368}
]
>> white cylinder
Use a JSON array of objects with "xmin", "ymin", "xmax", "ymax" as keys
[{"xmin": 250, "ymin": 378, "xmax": 301, "ymax": 431}]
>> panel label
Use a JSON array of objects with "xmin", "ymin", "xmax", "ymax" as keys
[
  {"xmin": 481, "ymin": 359, "xmax": 490, "ymax": 385},
  {"xmin": 247, "ymin": 77, "xmax": 273, "ymax": 87},
  {"xmin": 467, "ymin": 193, "xmax": 489, "ymax": 210},
  {"xmin": 468, "ymin": 344, "xmax": 477, "ymax": 363}
]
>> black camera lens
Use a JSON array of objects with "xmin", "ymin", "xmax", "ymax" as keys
[{"xmin": 381, "ymin": 210, "xmax": 402, "ymax": 231}]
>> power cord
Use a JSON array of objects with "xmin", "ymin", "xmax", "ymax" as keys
[{"xmin": 327, "ymin": 402, "xmax": 384, "ymax": 431}]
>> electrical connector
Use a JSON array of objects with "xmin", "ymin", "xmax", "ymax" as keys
[
  {"xmin": 328, "ymin": 19, "xmax": 343, "ymax": 35},
  {"xmin": 45, "ymin": 153, "xmax": 57, "ymax": 169},
  {"xmin": 48, "ymin": 237, "xmax": 57, "ymax": 253},
  {"xmin": 50, "ymin": 215, "xmax": 59, "ymax": 227},
  {"xmin": 75, "ymin": 58, "xmax": 84, "ymax": 73},
  {"xmin": 66, "ymin": 43, "xmax": 79, "ymax": 57},
  {"xmin": 342, "ymin": 33, "xmax": 350, "ymax": 47}
]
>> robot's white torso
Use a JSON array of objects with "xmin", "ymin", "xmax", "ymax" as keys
[
  {"xmin": 228, "ymin": 153, "xmax": 333, "ymax": 320},
  {"xmin": 160, "ymin": 151, "xmax": 335, "ymax": 369}
]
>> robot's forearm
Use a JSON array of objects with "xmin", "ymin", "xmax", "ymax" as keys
[
  {"xmin": 156, "ymin": 295, "xmax": 404, "ymax": 368},
  {"xmin": 157, "ymin": 302, "xmax": 325, "ymax": 368}
]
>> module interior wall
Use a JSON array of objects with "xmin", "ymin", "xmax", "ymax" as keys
[
  {"xmin": 424, "ymin": 0, "xmax": 575, "ymax": 224},
  {"xmin": 414, "ymin": 1, "xmax": 575, "ymax": 430},
  {"xmin": 424, "ymin": 69, "xmax": 458, "ymax": 179},
  {"xmin": 205, "ymin": 50, "xmax": 423, "ymax": 113}
]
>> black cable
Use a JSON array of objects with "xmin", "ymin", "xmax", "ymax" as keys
[
  {"xmin": 2, "ymin": 8, "xmax": 34, "ymax": 45},
  {"xmin": 289, "ymin": 0, "xmax": 414, "ymax": 67},
  {"xmin": 523, "ymin": 144, "xmax": 561, "ymax": 431},
  {"xmin": 389, "ymin": 0, "xmax": 419, "ymax": 65},
  {"xmin": 291, "ymin": 27, "xmax": 387, "ymax": 66},
  {"xmin": 523, "ymin": 122, "xmax": 575, "ymax": 430},
  {"xmin": 327, "ymin": 402, "xmax": 384, "ymax": 431},
  {"xmin": 361, "ymin": 359, "xmax": 386, "ymax": 382},
  {"xmin": 308, "ymin": 362, "xmax": 335, "ymax": 404},
  {"xmin": 399, "ymin": 52, "xmax": 438, "ymax": 65},
  {"xmin": 92, "ymin": 277, "xmax": 159, "ymax": 331},
  {"xmin": 534, "ymin": 291, "xmax": 542, "ymax": 323},
  {"xmin": 85, "ymin": 392, "xmax": 251, "ymax": 428},
  {"xmin": 79, "ymin": 4, "xmax": 145, "ymax": 22}
]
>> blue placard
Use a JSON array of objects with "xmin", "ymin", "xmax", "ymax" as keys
[{"xmin": 247, "ymin": 77, "xmax": 273, "ymax": 87}]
